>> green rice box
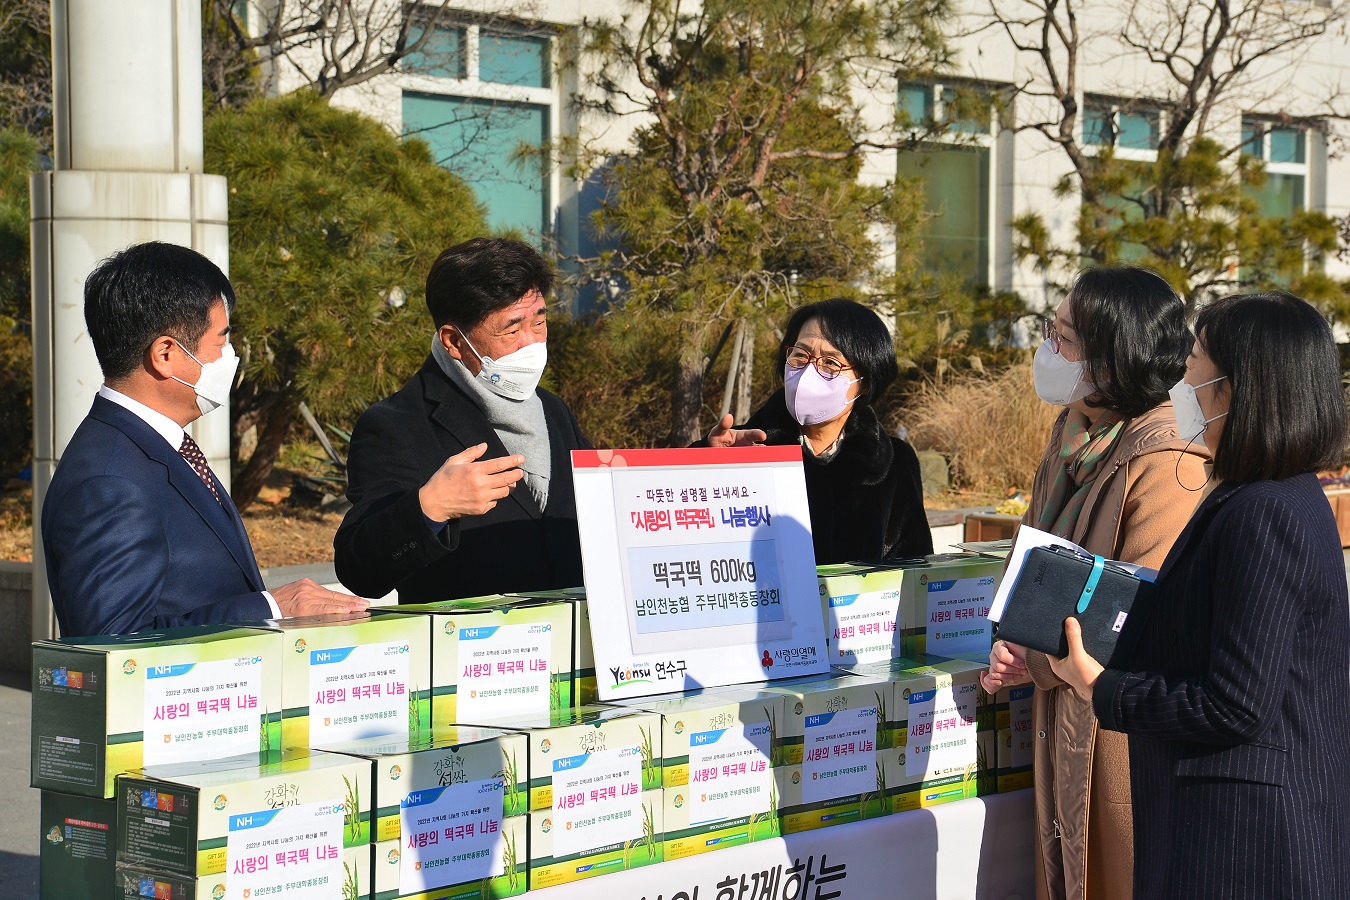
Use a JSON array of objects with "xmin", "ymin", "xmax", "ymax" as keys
[
  {"xmin": 325, "ymin": 726, "xmax": 529, "ymax": 842},
  {"xmin": 465, "ymin": 706, "xmax": 662, "ymax": 812},
  {"xmin": 838, "ymin": 656, "xmax": 992, "ymax": 811},
  {"xmin": 114, "ymin": 750, "xmax": 372, "ymax": 899},
  {"xmin": 526, "ymin": 789, "xmax": 662, "ymax": 889},
  {"xmin": 266, "ymin": 611, "xmax": 432, "ymax": 751},
  {"xmin": 613, "ymin": 687, "xmax": 787, "ymax": 858},
  {"xmin": 384, "ymin": 597, "xmax": 573, "ymax": 727},
  {"xmin": 746, "ymin": 673, "xmax": 888, "ymax": 833},
  {"xmin": 31, "ymin": 625, "xmax": 283, "ymax": 798},
  {"xmin": 818, "ymin": 555, "xmax": 1002, "ymax": 663},
  {"xmin": 506, "ymin": 588, "xmax": 593, "ymax": 708},
  {"xmin": 996, "ymin": 683, "xmax": 1035, "ymax": 792},
  {"xmin": 39, "ymin": 790, "xmax": 118, "ymax": 900}
]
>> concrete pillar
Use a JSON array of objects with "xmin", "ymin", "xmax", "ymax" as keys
[{"xmin": 31, "ymin": 0, "xmax": 231, "ymax": 640}]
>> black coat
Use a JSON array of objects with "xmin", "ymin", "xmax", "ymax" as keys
[
  {"xmin": 743, "ymin": 391, "xmax": 932, "ymax": 565},
  {"xmin": 334, "ymin": 357, "xmax": 590, "ymax": 603},
  {"xmin": 1094, "ymin": 474, "xmax": 1350, "ymax": 900}
]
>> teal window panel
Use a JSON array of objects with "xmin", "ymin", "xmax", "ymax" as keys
[
  {"xmin": 1094, "ymin": 175, "xmax": 1150, "ymax": 262},
  {"xmin": 404, "ymin": 24, "xmax": 467, "ymax": 79},
  {"xmin": 479, "ymin": 31, "xmax": 550, "ymax": 88},
  {"xmin": 1117, "ymin": 110, "xmax": 1158, "ymax": 150},
  {"xmin": 1268, "ymin": 127, "xmax": 1306, "ymax": 164},
  {"xmin": 1240, "ymin": 118, "xmax": 1263, "ymax": 157},
  {"xmin": 897, "ymin": 146, "xmax": 991, "ymax": 287},
  {"xmin": 1249, "ymin": 172, "xmax": 1305, "ymax": 218},
  {"xmin": 898, "ymin": 83, "xmax": 934, "ymax": 126},
  {"xmin": 402, "ymin": 92, "xmax": 550, "ymax": 234},
  {"xmin": 1083, "ymin": 106, "xmax": 1114, "ymax": 148},
  {"xmin": 940, "ymin": 87, "xmax": 990, "ymax": 135}
]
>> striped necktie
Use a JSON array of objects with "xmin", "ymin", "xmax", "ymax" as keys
[{"xmin": 178, "ymin": 433, "xmax": 222, "ymax": 505}]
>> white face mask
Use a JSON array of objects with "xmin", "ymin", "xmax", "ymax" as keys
[
  {"xmin": 170, "ymin": 340, "xmax": 239, "ymax": 416},
  {"xmin": 1169, "ymin": 376, "xmax": 1226, "ymax": 448},
  {"xmin": 1033, "ymin": 339, "xmax": 1095, "ymax": 406},
  {"xmin": 461, "ymin": 335, "xmax": 548, "ymax": 401}
]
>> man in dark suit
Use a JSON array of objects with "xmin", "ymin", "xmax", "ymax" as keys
[
  {"xmin": 334, "ymin": 238, "xmax": 590, "ymax": 603},
  {"xmin": 42, "ymin": 242, "xmax": 368, "ymax": 636}
]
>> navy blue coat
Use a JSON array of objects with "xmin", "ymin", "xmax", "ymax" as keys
[
  {"xmin": 1094, "ymin": 473, "xmax": 1350, "ymax": 900},
  {"xmin": 41, "ymin": 396, "xmax": 271, "ymax": 636}
]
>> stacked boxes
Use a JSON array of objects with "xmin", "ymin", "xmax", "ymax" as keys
[
  {"xmin": 329, "ymin": 727, "xmax": 529, "ymax": 900},
  {"xmin": 267, "ymin": 612, "xmax": 432, "ymax": 751},
  {"xmin": 39, "ymin": 791, "xmax": 118, "ymax": 900},
  {"xmin": 838, "ymin": 656, "xmax": 994, "ymax": 811},
  {"xmin": 995, "ymin": 684, "xmax": 1035, "ymax": 793},
  {"xmin": 727, "ymin": 673, "xmax": 890, "ymax": 834},
  {"xmin": 385, "ymin": 597, "xmax": 574, "ymax": 727},
  {"xmin": 570, "ymin": 596, "xmax": 596, "ymax": 707},
  {"xmin": 32, "ymin": 625, "xmax": 284, "ymax": 799},
  {"xmin": 816, "ymin": 554, "xmax": 1002, "ymax": 664},
  {"xmin": 508, "ymin": 588, "xmax": 593, "ymax": 707},
  {"xmin": 614, "ymin": 687, "xmax": 787, "ymax": 859},
  {"xmin": 113, "ymin": 750, "xmax": 373, "ymax": 899},
  {"xmin": 471, "ymin": 706, "xmax": 663, "ymax": 890}
]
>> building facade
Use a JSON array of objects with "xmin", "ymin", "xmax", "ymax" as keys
[{"xmin": 252, "ymin": 0, "xmax": 1350, "ymax": 314}]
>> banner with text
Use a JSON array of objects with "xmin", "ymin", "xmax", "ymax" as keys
[{"xmin": 573, "ymin": 447, "xmax": 829, "ymax": 700}]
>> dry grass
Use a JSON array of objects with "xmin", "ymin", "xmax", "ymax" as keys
[
  {"xmin": 901, "ymin": 363, "xmax": 1057, "ymax": 496},
  {"xmin": 0, "ymin": 484, "xmax": 32, "ymax": 562}
]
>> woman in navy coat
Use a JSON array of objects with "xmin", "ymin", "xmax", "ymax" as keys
[{"xmin": 1050, "ymin": 291, "xmax": 1350, "ymax": 900}]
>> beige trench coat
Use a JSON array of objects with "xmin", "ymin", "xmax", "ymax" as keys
[{"xmin": 1021, "ymin": 403, "xmax": 1209, "ymax": 900}]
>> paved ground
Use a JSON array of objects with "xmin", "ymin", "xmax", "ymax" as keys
[
  {"xmin": 3, "ymin": 557, "xmax": 1349, "ymax": 898},
  {"xmin": 0, "ymin": 668, "xmax": 36, "ymax": 898}
]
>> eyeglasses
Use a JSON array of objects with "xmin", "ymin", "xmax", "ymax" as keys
[
  {"xmin": 1041, "ymin": 317, "xmax": 1077, "ymax": 355},
  {"xmin": 785, "ymin": 347, "xmax": 855, "ymax": 380}
]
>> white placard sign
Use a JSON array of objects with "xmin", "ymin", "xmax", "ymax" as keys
[
  {"xmin": 826, "ymin": 589, "xmax": 902, "ymax": 665},
  {"xmin": 225, "ymin": 799, "xmax": 345, "ymax": 900},
  {"xmin": 400, "ymin": 779, "xmax": 506, "ymax": 893},
  {"xmin": 551, "ymin": 745, "xmax": 645, "ymax": 858},
  {"xmin": 687, "ymin": 720, "xmax": 774, "ymax": 824},
  {"xmin": 802, "ymin": 706, "xmax": 878, "ymax": 804},
  {"xmin": 143, "ymin": 656, "xmax": 263, "ymax": 766},
  {"xmin": 572, "ymin": 447, "xmax": 829, "ymax": 699},
  {"xmin": 925, "ymin": 576, "xmax": 996, "ymax": 658},
  {"xmin": 308, "ymin": 641, "xmax": 411, "ymax": 744},
  {"xmin": 455, "ymin": 623, "xmax": 552, "ymax": 724},
  {"xmin": 906, "ymin": 682, "xmax": 980, "ymax": 778}
]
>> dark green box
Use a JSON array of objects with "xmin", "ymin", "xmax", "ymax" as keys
[{"xmin": 39, "ymin": 790, "xmax": 117, "ymax": 900}]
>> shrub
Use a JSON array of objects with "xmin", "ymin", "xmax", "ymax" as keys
[
  {"xmin": 901, "ymin": 362, "xmax": 1056, "ymax": 495},
  {"xmin": 204, "ymin": 91, "xmax": 487, "ymax": 508}
]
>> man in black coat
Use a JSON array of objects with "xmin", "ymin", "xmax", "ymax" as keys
[{"xmin": 334, "ymin": 238, "xmax": 590, "ymax": 603}]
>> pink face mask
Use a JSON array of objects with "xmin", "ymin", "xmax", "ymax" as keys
[{"xmin": 783, "ymin": 363, "xmax": 861, "ymax": 426}]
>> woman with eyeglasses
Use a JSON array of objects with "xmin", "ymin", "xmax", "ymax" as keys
[
  {"xmin": 703, "ymin": 297, "xmax": 933, "ymax": 564},
  {"xmin": 981, "ymin": 266, "xmax": 1210, "ymax": 900}
]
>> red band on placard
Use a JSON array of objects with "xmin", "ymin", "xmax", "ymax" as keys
[{"xmin": 571, "ymin": 446, "xmax": 803, "ymax": 469}]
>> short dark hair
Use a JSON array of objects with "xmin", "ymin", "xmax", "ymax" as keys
[
  {"xmin": 425, "ymin": 237, "xmax": 555, "ymax": 330},
  {"xmin": 1068, "ymin": 266, "xmax": 1190, "ymax": 419},
  {"xmin": 1196, "ymin": 291, "xmax": 1347, "ymax": 482},
  {"xmin": 779, "ymin": 298, "xmax": 898, "ymax": 403},
  {"xmin": 84, "ymin": 242, "xmax": 235, "ymax": 381}
]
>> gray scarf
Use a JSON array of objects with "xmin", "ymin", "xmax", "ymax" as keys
[{"xmin": 431, "ymin": 337, "xmax": 552, "ymax": 509}]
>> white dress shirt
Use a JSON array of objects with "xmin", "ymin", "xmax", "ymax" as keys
[{"xmin": 98, "ymin": 385, "xmax": 281, "ymax": 617}]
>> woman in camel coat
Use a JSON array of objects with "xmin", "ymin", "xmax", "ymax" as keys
[{"xmin": 984, "ymin": 266, "xmax": 1209, "ymax": 900}]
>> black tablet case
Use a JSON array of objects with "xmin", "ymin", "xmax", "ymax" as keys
[{"xmin": 995, "ymin": 545, "xmax": 1154, "ymax": 669}]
